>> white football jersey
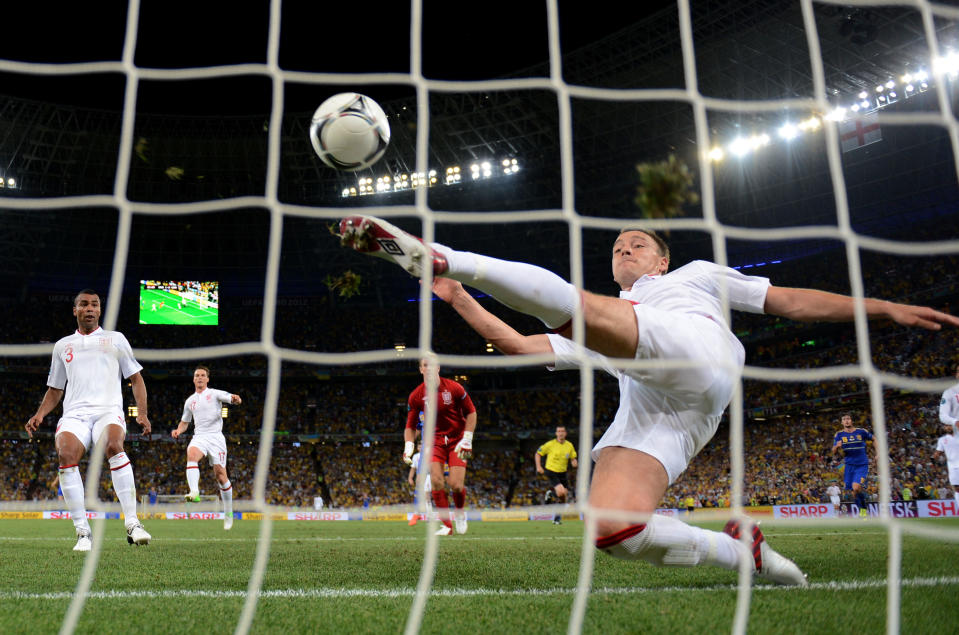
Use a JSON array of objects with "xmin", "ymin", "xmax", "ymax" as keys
[
  {"xmin": 940, "ymin": 382, "xmax": 959, "ymax": 427},
  {"xmin": 47, "ymin": 327, "xmax": 142, "ymax": 414},
  {"xmin": 182, "ymin": 388, "xmax": 233, "ymax": 435},
  {"xmin": 826, "ymin": 485, "xmax": 841, "ymax": 498},
  {"xmin": 936, "ymin": 434, "xmax": 959, "ymax": 469}
]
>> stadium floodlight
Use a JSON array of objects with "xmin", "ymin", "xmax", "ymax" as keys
[
  {"xmin": 798, "ymin": 116, "xmax": 820, "ymax": 131},
  {"xmin": 851, "ymin": 104, "xmax": 861, "ymax": 112},
  {"xmin": 127, "ymin": 405, "xmax": 138, "ymax": 418},
  {"xmin": 935, "ymin": 51, "xmax": 959, "ymax": 75},
  {"xmin": 825, "ymin": 107, "xmax": 846, "ymax": 122},
  {"xmin": 858, "ymin": 90, "xmax": 868, "ymax": 99},
  {"xmin": 885, "ymin": 80, "xmax": 895, "ymax": 89},
  {"xmin": 341, "ymin": 188, "xmax": 351, "ymax": 197},
  {"xmin": 728, "ymin": 137, "xmax": 751, "ymax": 157},
  {"xmin": 221, "ymin": 407, "xmax": 229, "ymax": 419},
  {"xmin": 915, "ymin": 70, "xmax": 929, "ymax": 81},
  {"xmin": 485, "ymin": 342, "xmax": 495, "ymax": 353},
  {"xmin": 860, "ymin": 100, "xmax": 870, "ymax": 108},
  {"xmin": 6, "ymin": 177, "xmax": 14, "ymax": 188},
  {"xmin": 777, "ymin": 123, "xmax": 799, "ymax": 141},
  {"xmin": 707, "ymin": 146, "xmax": 725, "ymax": 162},
  {"xmin": 875, "ymin": 85, "xmax": 884, "ymax": 93},
  {"xmin": 905, "ymin": 84, "xmax": 914, "ymax": 93}
]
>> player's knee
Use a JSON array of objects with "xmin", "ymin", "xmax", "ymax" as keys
[
  {"xmin": 595, "ymin": 518, "xmax": 632, "ymax": 539},
  {"xmin": 104, "ymin": 439, "xmax": 125, "ymax": 457}
]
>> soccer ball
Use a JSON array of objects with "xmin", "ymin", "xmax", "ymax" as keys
[{"xmin": 309, "ymin": 93, "xmax": 390, "ymax": 172}]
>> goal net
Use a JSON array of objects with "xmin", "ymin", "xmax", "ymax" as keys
[{"xmin": 2, "ymin": 0, "xmax": 959, "ymax": 633}]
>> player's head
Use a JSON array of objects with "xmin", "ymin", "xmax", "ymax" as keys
[
  {"xmin": 193, "ymin": 365, "xmax": 210, "ymax": 390},
  {"xmin": 72, "ymin": 289, "xmax": 101, "ymax": 332},
  {"xmin": 555, "ymin": 425, "xmax": 567, "ymax": 442},
  {"xmin": 418, "ymin": 358, "xmax": 440, "ymax": 378},
  {"xmin": 841, "ymin": 413, "xmax": 854, "ymax": 429},
  {"xmin": 612, "ymin": 228, "xmax": 669, "ymax": 290}
]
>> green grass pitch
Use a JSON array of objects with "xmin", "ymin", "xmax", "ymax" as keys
[
  {"xmin": 0, "ymin": 518, "xmax": 957, "ymax": 634},
  {"xmin": 139, "ymin": 289, "xmax": 218, "ymax": 326}
]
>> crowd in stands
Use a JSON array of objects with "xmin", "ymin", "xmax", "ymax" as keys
[{"xmin": 1, "ymin": 388, "xmax": 953, "ymax": 511}]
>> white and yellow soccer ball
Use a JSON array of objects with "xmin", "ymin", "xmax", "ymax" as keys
[{"xmin": 309, "ymin": 93, "xmax": 390, "ymax": 172}]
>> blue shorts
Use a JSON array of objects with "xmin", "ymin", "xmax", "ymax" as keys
[{"xmin": 844, "ymin": 463, "xmax": 869, "ymax": 490}]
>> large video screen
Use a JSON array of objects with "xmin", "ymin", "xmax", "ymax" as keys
[{"xmin": 139, "ymin": 281, "xmax": 219, "ymax": 326}]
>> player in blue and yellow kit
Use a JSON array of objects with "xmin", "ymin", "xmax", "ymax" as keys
[{"xmin": 832, "ymin": 413, "xmax": 873, "ymax": 517}]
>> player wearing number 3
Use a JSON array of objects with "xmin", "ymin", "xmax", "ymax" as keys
[
  {"xmin": 341, "ymin": 215, "xmax": 959, "ymax": 585},
  {"xmin": 171, "ymin": 365, "xmax": 242, "ymax": 530},
  {"xmin": 25, "ymin": 289, "xmax": 152, "ymax": 551},
  {"xmin": 405, "ymin": 359, "xmax": 477, "ymax": 535}
]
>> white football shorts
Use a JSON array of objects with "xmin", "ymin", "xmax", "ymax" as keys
[
  {"xmin": 188, "ymin": 433, "xmax": 228, "ymax": 467},
  {"xmin": 55, "ymin": 408, "xmax": 127, "ymax": 451},
  {"xmin": 949, "ymin": 466, "xmax": 959, "ymax": 487},
  {"xmin": 590, "ymin": 305, "xmax": 744, "ymax": 484}
]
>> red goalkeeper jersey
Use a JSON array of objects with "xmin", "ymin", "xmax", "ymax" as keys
[{"xmin": 406, "ymin": 377, "xmax": 476, "ymax": 439}]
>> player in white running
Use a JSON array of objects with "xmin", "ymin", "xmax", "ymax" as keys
[
  {"xmin": 826, "ymin": 481, "xmax": 842, "ymax": 515},
  {"xmin": 340, "ymin": 215, "xmax": 959, "ymax": 586},
  {"xmin": 407, "ymin": 442, "xmax": 433, "ymax": 526},
  {"xmin": 934, "ymin": 421, "xmax": 959, "ymax": 504},
  {"xmin": 171, "ymin": 365, "xmax": 242, "ymax": 530},
  {"xmin": 940, "ymin": 363, "xmax": 959, "ymax": 431},
  {"xmin": 25, "ymin": 289, "xmax": 152, "ymax": 551}
]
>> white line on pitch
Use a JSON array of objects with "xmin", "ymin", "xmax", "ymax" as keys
[{"xmin": 3, "ymin": 576, "xmax": 959, "ymax": 601}]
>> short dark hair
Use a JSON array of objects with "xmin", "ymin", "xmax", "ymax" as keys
[
  {"xmin": 195, "ymin": 365, "xmax": 211, "ymax": 377},
  {"xmin": 618, "ymin": 227, "xmax": 670, "ymax": 266},
  {"xmin": 73, "ymin": 289, "xmax": 100, "ymax": 306}
]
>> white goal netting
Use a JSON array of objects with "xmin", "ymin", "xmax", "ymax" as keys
[{"xmin": 2, "ymin": 1, "xmax": 959, "ymax": 634}]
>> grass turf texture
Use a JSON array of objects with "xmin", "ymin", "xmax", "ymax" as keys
[{"xmin": 0, "ymin": 519, "xmax": 957, "ymax": 634}]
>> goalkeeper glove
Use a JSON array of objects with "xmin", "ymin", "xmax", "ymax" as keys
[
  {"xmin": 403, "ymin": 441, "xmax": 415, "ymax": 465},
  {"xmin": 454, "ymin": 431, "xmax": 473, "ymax": 460}
]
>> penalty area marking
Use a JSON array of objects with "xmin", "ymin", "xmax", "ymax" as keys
[{"xmin": 3, "ymin": 576, "xmax": 959, "ymax": 601}]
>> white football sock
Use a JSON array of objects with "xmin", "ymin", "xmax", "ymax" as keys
[
  {"xmin": 433, "ymin": 244, "xmax": 578, "ymax": 329},
  {"xmin": 59, "ymin": 466, "xmax": 91, "ymax": 534},
  {"xmin": 220, "ymin": 480, "xmax": 233, "ymax": 519},
  {"xmin": 186, "ymin": 461, "xmax": 200, "ymax": 493},
  {"xmin": 108, "ymin": 452, "xmax": 139, "ymax": 527},
  {"xmin": 598, "ymin": 515, "xmax": 744, "ymax": 570},
  {"xmin": 954, "ymin": 491, "xmax": 959, "ymax": 504}
]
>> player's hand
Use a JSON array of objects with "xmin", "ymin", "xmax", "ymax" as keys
[
  {"xmin": 171, "ymin": 428, "xmax": 180, "ymax": 439},
  {"xmin": 403, "ymin": 441, "xmax": 415, "ymax": 465},
  {"xmin": 536, "ymin": 465, "xmax": 544, "ymax": 474},
  {"xmin": 885, "ymin": 302, "xmax": 959, "ymax": 330},
  {"xmin": 231, "ymin": 394, "xmax": 242, "ymax": 405},
  {"xmin": 137, "ymin": 414, "xmax": 152, "ymax": 436},
  {"xmin": 25, "ymin": 415, "xmax": 43, "ymax": 438},
  {"xmin": 454, "ymin": 431, "xmax": 473, "ymax": 460}
]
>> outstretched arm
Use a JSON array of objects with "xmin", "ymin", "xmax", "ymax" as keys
[
  {"xmin": 764, "ymin": 286, "xmax": 959, "ymax": 330},
  {"xmin": 432, "ymin": 278, "xmax": 553, "ymax": 355}
]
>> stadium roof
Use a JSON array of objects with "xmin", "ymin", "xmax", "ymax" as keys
[{"xmin": 0, "ymin": 1, "xmax": 957, "ymax": 306}]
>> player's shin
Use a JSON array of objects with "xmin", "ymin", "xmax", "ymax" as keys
[
  {"xmin": 220, "ymin": 480, "xmax": 233, "ymax": 528},
  {"xmin": 186, "ymin": 461, "xmax": 200, "ymax": 495},
  {"xmin": 595, "ymin": 515, "xmax": 742, "ymax": 570},
  {"xmin": 431, "ymin": 490, "xmax": 453, "ymax": 528},
  {"xmin": 108, "ymin": 452, "xmax": 139, "ymax": 526},
  {"xmin": 434, "ymin": 245, "xmax": 578, "ymax": 329},
  {"xmin": 59, "ymin": 465, "xmax": 91, "ymax": 534}
]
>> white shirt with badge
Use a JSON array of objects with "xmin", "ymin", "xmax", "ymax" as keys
[
  {"xmin": 47, "ymin": 327, "xmax": 142, "ymax": 414},
  {"xmin": 182, "ymin": 388, "xmax": 233, "ymax": 435}
]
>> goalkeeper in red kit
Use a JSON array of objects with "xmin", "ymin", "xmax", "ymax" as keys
[{"xmin": 404, "ymin": 358, "xmax": 477, "ymax": 535}]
